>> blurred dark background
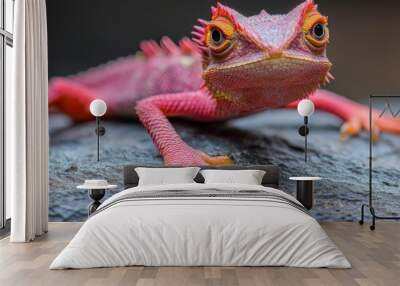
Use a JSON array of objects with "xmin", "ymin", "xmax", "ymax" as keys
[{"xmin": 46, "ymin": 0, "xmax": 400, "ymax": 101}]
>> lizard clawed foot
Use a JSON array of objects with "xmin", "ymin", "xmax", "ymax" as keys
[
  {"xmin": 164, "ymin": 146, "xmax": 234, "ymax": 166},
  {"xmin": 339, "ymin": 105, "xmax": 400, "ymax": 143},
  {"xmin": 340, "ymin": 119, "xmax": 381, "ymax": 143},
  {"xmin": 199, "ymin": 152, "xmax": 234, "ymax": 166}
]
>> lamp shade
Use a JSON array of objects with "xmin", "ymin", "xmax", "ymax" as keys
[
  {"xmin": 297, "ymin": 99, "xmax": 315, "ymax": 117},
  {"xmin": 90, "ymin": 99, "xmax": 107, "ymax": 117}
]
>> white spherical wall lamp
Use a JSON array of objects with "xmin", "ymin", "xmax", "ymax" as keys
[
  {"xmin": 297, "ymin": 99, "xmax": 315, "ymax": 117},
  {"xmin": 90, "ymin": 99, "xmax": 107, "ymax": 117}
]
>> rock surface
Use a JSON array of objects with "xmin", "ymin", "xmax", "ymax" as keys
[{"xmin": 49, "ymin": 110, "xmax": 400, "ymax": 222}]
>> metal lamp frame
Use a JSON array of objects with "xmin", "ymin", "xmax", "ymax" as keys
[{"xmin": 359, "ymin": 95, "xmax": 400, "ymax": 230}]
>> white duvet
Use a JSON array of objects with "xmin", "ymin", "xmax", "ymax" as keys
[{"xmin": 50, "ymin": 183, "xmax": 350, "ymax": 269}]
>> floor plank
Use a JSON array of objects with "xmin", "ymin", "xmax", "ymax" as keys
[{"xmin": 0, "ymin": 222, "xmax": 399, "ymax": 286}]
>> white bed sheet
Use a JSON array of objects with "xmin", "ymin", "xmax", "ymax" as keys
[{"xmin": 50, "ymin": 183, "xmax": 350, "ymax": 269}]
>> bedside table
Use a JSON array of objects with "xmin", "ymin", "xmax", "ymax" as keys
[
  {"xmin": 77, "ymin": 180, "xmax": 117, "ymax": 216},
  {"xmin": 289, "ymin": 177, "xmax": 322, "ymax": 210}
]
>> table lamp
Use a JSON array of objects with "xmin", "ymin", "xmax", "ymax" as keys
[
  {"xmin": 89, "ymin": 99, "xmax": 107, "ymax": 162},
  {"xmin": 297, "ymin": 99, "xmax": 315, "ymax": 162}
]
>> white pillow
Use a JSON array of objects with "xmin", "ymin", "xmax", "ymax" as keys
[
  {"xmin": 200, "ymin": 169, "xmax": 266, "ymax": 185},
  {"xmin": 135, "ymin": 167, "xmax": 200, "ymax": 186}
]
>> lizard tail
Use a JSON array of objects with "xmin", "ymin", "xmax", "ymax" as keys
[{"xmin": 49, "ymin": 78, "xmax": 97, "ymax": 122}]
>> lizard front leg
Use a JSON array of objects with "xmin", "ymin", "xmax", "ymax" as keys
[
  {"xmin": 135, "ymin": 91, "xmax": 233, "ymax": 166},
  {"xmin": 289, "ymin": 90, "xmax": 400, "ymax": 142}
]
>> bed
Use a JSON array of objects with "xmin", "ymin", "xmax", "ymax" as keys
[{"xmin": 50, "ymin": 165, "xmax": 350, "ymax": 269}]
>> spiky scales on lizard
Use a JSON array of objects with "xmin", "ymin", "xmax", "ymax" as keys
[{"xmin": 48, "ymin": 0, "xmax": 400, "ymax": 166}]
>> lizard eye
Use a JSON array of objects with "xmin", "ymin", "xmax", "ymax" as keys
[
  {"xmin": 312, "ymin": 23, "xmax": 325, "ymax": 40},
  {"xmin": 304, "ymin": 22, "xmax": 329, "ymax": 50},
  {"xmin": 210, "ymin": 28, "xmax": 225, "ymax": 46},
  {"xmin": 303, "ymin": 12, "xmax": 329, "ymax": 52},
  {"xmin": 206, "ymin": 19, "xmax": 235, "ymax": 59}
]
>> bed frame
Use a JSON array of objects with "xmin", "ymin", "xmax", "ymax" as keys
[{"xmin": 123, "ymin": 165, "xmax": 280, "ymax": 189}]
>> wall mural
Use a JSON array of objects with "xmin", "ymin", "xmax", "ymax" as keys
[{"xmin": 48, "ymin": 0, "xmax": 400, "ymax": 222}]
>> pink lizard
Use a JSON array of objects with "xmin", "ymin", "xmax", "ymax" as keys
[{"xmin": 49, "ymin": 0, "xmax": 400, "ymax": 166}]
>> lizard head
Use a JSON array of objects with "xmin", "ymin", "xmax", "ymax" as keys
[{"xmin": 192, "ymin": 1, "xmax": 332, "ymax": 107}]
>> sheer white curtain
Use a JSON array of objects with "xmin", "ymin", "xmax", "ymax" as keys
[{"xmin": 7, "ymin": 0, "xmax": 48, "ymax": 242}]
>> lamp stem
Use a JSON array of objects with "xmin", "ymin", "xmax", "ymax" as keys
[
  {"xmin": 96, "ymin": 117, "xmax": 100, "ymax": 162},
  {"xmin": 305, "ymin": 130, "xmax": 308, "ymax": 163},
  {"xmin": 304, "ymin": 116, "xmax": 308, "ymax": 163}
]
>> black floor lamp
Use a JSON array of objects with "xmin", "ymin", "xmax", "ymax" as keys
[
  {"xmin": 359, "ymin": 95, "xmax": 400, "ymax": 230},
  {"xmin": 89, "ymin": 99, "xmax": 107, "ymax": 162}
]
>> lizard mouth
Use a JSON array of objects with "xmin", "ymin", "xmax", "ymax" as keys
[
  {"xmin": 205, "ymin": 53, "xmax": 331, "ymax": 73},
  {"xmin": 203, "ymin": 54, "xmax": 332, "ymax": 107}
]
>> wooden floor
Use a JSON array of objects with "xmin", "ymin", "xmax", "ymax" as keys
[{"xmin": 0, "ymin": 222, "xmax": 399, "ymax": 286}]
